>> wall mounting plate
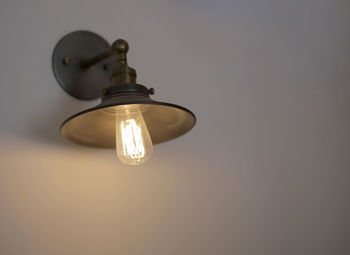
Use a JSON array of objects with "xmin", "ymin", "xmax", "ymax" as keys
[{"xmin": 52, "ymin": 31, "xmax": 117, "ymax": 100}]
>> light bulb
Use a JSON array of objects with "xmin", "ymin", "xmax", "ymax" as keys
[{"xmin": 115, "ymin": 105, "xmax": 153, "ymax": 165}]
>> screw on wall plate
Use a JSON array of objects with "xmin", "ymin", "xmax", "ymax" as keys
[
  {"xmin": 62, "ymin": 57, "xmax": 71, "ymax": 65},
  {"xmin": 103, "ymin": 63, "xmax": 111, "ymax": 71}
]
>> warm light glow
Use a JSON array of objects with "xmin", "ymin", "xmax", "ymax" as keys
[{"xmin": 115, "ymin": 105, "xmax": 153, "ymax": 165}]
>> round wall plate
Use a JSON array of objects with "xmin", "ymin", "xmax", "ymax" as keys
[{"xmin": 52, "ymin": 31, "xmax": 117, "ymax": 100}]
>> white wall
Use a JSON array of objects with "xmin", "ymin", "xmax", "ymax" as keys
[{"xmin": 0, "ymin": 0, "xmax": 349, "ymax": 254}]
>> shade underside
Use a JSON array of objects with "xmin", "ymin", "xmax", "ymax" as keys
[{"xmin": 60, "ymin": 103, "xmax": 196, "ymax": 148}]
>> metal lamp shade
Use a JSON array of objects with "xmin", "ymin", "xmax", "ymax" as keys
[{"xmin": 60, "ymin": 94, "xmax": 196, "ymax": 148}]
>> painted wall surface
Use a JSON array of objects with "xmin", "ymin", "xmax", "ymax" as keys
[{"xmin": 0, "ymin": 0, "xmax": 349, "ymax": 254}]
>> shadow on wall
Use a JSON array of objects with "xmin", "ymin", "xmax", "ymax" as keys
[{"xmin": 21, "ymin": 92, "xmax": 98, "ymax": 149}]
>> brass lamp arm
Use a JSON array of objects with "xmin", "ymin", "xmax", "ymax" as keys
[{"xmin": 82, "ymin": 39, "xmax": 129, "ymax": 68}]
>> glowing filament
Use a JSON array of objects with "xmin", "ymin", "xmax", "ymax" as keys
[{"xmin": 120, "ymin": 119, "xmax": 145, "ymax": 159}]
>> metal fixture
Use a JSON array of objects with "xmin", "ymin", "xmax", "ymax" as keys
[{"xmin": 52, "ymin": 31, "xmax": 196, "ymax": 165}]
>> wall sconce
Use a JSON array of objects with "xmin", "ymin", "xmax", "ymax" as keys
[{"xmin": 52, "ymin": 31, "xmax": 196, "ymax": 165}]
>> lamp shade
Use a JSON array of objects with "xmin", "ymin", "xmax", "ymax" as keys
[{"xmin": 60, "ymin": 84, "xmax": 196, "ymax": 148}]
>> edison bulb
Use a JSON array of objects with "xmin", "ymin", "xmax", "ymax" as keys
[{"xmin": 115, "ymin": 105, "xmax": 153, "ymax": 165}]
